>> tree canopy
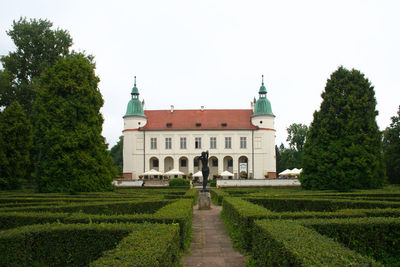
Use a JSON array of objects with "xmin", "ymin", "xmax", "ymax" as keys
[
  {"xmin": 383, "ymin": 106, "xmax": 400, "ymax": 184},
  {"xmin": 287, "ymin": 123, "xmax": 308, "ymax": 153},
  {"xmin": 110, "ymin": 136, "xmax": 123, "ymax": 176},
  {"xmin": 33, "ymin": 53, "xmax": 115, "ymax": 193},
  {"xmin": 0, "ymin": 101, "xmax": 32, "ymax": 189},
  {"xmin": 300, "ymin": 66, "xmax": 385, "ymax": 191},
  {"xmin": 276, "ymin": 123, "xmax": 309, "ymax": 174},
  {"xmin": 0, "ymin": 17, "xmax": 72, "ymax": 114}
]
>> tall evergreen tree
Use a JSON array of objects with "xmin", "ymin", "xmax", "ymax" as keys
[
  {"xmin": 383, "ymin": 106, "xmax": 400, "ymax": 184},
  {"xmin": 300, "ymin": 66, "xmax": 385, "ymax": 191},
  {"xmin": 33, "ymin": 53, "xmax": 115, "ymax": 193},
  {"xmin": 0, "ymin": 101, "xmax": 32, "ymax": 189},
  {"xmin": 0, "ymin": 17, "xmax": 72, "ymax": 114}
]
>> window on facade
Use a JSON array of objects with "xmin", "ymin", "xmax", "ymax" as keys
[
  {"xmin": 195, "ymin": 137, "xmax": 202, "ymax": 149},
  {"xmin": 240, "ymin": 137, "xmax": 247, "ymax": 149},
  {"xmin": 151, "ymin": 138, "xmax": 157, "ymax": 149},
  {"xmin": 153, "ymin": 159, "xmax": 159, "ymax": 167},
  {"xmin": 228, "ymin": 159, "xmax": 233, "ymax": 167},
  {"xmin": 181, "ymin": 159, "xmax": 187, "ymax": 167},
  {"xmin": 194, "ymin": 158, "xmax": 199, "ymax": 167},
  {"xmin": 212, "ymin": 159, "xmax": 218, "ymax": 167},
  {"xmin": 225, "ymin": 137, "xmax": 232, "ymax": 149},
  {"xmin": 180, "ymin": 137, "xmax": 187, "ymax": 149},
  {"xmin": 165, "ymin": 137, "xmax": 172, "ymax": 149},
  {"xmin": 210, "ymin": 137, "xmax": 216, "ymax": 149}
]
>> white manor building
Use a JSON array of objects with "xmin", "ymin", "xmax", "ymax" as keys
[{"xmin": 122, "ymin": 77, "xmax": 276, "ymax": 180}]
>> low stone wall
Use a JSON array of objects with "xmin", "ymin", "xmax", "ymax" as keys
[{"xmin": 216, "ymin": 179, "xmax": 300, "ymax": 187}]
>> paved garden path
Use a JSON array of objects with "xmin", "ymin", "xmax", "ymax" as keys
[{"xmin": 181, "ymin": 202, "xmax": 248, "ymax": 267}]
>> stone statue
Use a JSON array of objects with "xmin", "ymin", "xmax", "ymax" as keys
[{"xmin": 199, "ymin": 151, "xmax": 209, "ymax": 192}]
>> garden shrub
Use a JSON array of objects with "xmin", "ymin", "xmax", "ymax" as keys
[
  {"xmin": 65, "ymin": 199, "xmax": 193, "ymax": 249},
  {"xmin": 0, "ymin": 199, "xmax": 172, "ymax": 215},
  {"xmin": 210, "ymin": 188, "xmax": 228, "ymax": 205},
  {"xmin": 209, "ymin": 179, "xmax": 216, "ymax": 187},
  {"xmin": 168, "ymin": 178, "xmax": 190, "ymax": 188},
  {"xmin": 183, "ymin": 189, "xmax": 199, "ymax": 205},
  {"xmin": 0, "ymin": 222, "xmax": 180, "ymax": 267},
  {"xmin": 252, "ymin": 219, "xmax": 381, "ymax": 266},
  {"xmin": 0, "ymin": 199, "xmax": 193, "ymax": 249},
  {"xmin": 298, "ymin": 217, "xmax": 400, "ymax": 266},
  {"xmin": 0, "ymin": 211, "xmax": 69, "ymax": 230},
  {"xmin": 221, "ymin": 197, "xmax": 269, "ymax": 251},
  {"xmin": 90, "ymin": 223, "xmax": 180, "ymax": 267},
  {"xmin": 245, "ymin": 197, "xmax": 400, "ymax": 212},
  {"xmin": 153, "ymin": 198, "xmax": 193, "ymax": 249},
  {"xmin": 0, "ymin": 223, "xmax": 131, "ymax": 266}
]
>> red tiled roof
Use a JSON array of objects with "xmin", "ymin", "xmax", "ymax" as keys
[{"xmin": 140, "ymin": 109, "xmax": 257, "ymax": 130}]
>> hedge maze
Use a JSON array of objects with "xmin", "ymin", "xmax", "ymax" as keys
[
  {"xmin": 212, "ymin": 187, "xmax": 400, "ymax": 266},
  {"xmin": 0, "ymin": 188, "xmax": 198, "ymax": 266}
]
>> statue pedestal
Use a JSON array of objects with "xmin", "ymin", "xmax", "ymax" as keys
[{"xmin": 198, "ymin": 191, "xmax": 211, "ymax": 210}]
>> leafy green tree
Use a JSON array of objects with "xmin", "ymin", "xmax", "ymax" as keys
[
  {"xmin": 300, "ymin": 66, "xmax": 385, "ymax": 191},
  {"xmin": 0, "ymin": 101, "xmax": 32, "ymax": 189},
  {"xmin": 383, "ymin": 106, "xmax": 400, "ymax": 184},
  {"xmin": 0, "ymin": 17, "xmax": 72, "ymax": 114},
  {"xmin": 287, "ymin": 123, "xmax": 309, "ymax": 153},
  {"xmin": 275, "ymin": 145, "xmax": 282, "ymax": 173},
  {"xmin": 110, "ymin": 136, "xmax": 123, "ymax": 176},
  {"xmin": 277, "ymin": 144, "xmax": 300, "ymax": 173},
  {"xmin": 33, "ymin": 53, "xmax": 115, "ymax": 193}
]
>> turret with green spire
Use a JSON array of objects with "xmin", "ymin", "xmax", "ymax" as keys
[
  {"xmin": 124, "ymin": 76, "xmax": 145, "ymax": 117},
  {"xmin": 253, "ymin": 75, "xmax": 274, "ymax": 116}
]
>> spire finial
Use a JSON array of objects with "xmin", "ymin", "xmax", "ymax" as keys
[
  {"xmin": 134, "ymin": 76, "xmax": 136, "ymax": 87},
  {"xmin": 262, "ymin": 75, "xmax": 264, "ymax": 86}
]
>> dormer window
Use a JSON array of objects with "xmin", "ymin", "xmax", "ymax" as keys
[
  {"xmin": 196, "ymin": 122, "xmax": 201, "ymax": 127},
  {"xmin": 166, "ymin": 123, "xmax": 172, "ymax": 127},
  {"xmin": 221, "ymin": 123, "xmax": 227, "ymax": 127}
]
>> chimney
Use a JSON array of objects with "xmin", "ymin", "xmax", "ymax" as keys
[
  {"xmin": 170, "ymin": 105, "xmax": 174, "ymax": 113},
  {"xmin": 251, "ymin": 101, "xmax": 255, "ymax": 112},
  {"xmin": 201, "ymin": 106, "xmax": 204, "ymax": 112},
  {"xmin": 142, "ymin": 100, "xmax": 146, "ymax": 110}
]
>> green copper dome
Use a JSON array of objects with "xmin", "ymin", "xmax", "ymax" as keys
[
  {"xmin": 253, "ymin": 75, "xmax": 274, "ymax": 116},
  {"xmin": 124, "ymin": 77, "xmax": 145, "ymax": 117},
  {"xmin": 254, "ymin": 98, "xmax": 273, "ymax": 116}
]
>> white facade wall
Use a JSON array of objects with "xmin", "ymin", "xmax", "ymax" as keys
[{"xmin": 123, "ymin": 127, "xmax": 276, "ymax": 180}]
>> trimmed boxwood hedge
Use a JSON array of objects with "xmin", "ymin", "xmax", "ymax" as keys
[
  {"xmin": 221, "ymin": 196, "xmax": 400, "ymax": 253},
  {"xmin": 182, "ymin": 189, "xmax": 199, "ymax": 205},
  {"xmin": 252, "ymin": 219, "xmax": 381, "ymax": 266},
  {"xmin": 210, "ymin": 189, "xmax": 228, "ymax": 205},
  {"xmin": 90, "ymin": 223, "xmax": 180, "ymax": 266},
  {"xmin": 0, "ymin": 199, "xmax": 171, "ymax": 215},
  {"xmin": 0, "ymin": 222, "xmax": 179, "ymax": 267},
  {"xmin": 298, "ymin": 217, "xmax": 400, "ymax": 266},
  {"xmin": 0, "ymin": 199, "xmax": 193, "ymax": 249},
  {"xmin": 168, "ymin": 178, "xmax": 190, "ymax": 188},
  {"xmin": 245, "ymin": 197, "xmax": 400, "ymax": 212},
  {"xmin": 221, "ymin": 197, "xmax": 268, "ymax": 251}
]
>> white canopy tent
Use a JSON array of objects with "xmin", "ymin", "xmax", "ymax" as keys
[
  {"xmin": 193, "ymin": 171, "xmax": 203, "ymax": 181},
  {"xmin": 165, "ymin": 169, "xmax": 185, "ymax": 177},
  {"xmin": 142, "ymin": 169, "xmax": 163, "ymax": 176},
  {"xmin": 291, "ymin": 168, "xmax": 302, "ymax": 176},
  {"xmin": 279, "ymin": 168, "xmax": 302, "ymax": 177},
  {"xmin": 220, "ymin": 170, "xmax": 234, "ymax": 178},
  {"xmin": 193, "ymin": 171, "xmax": 203, "ymax": 177},
  {"xmin": 279, "ymin": 169, "xmax": 292, "ymax": 176}
]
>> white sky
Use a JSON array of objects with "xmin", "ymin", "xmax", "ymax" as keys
[{"xmin": 1, "ymin": 0, "xmax": 399, "ymax": 148}]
